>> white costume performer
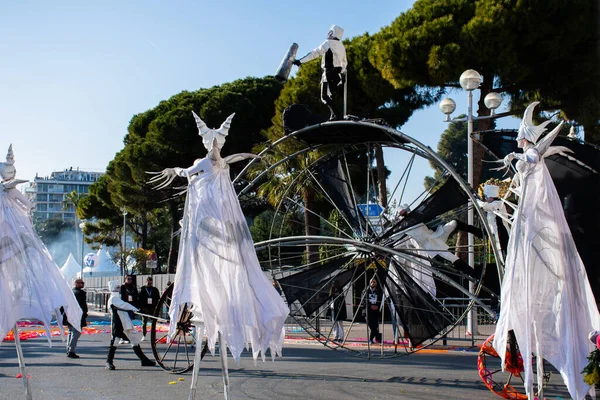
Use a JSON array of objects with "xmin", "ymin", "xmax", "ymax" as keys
[
  {"xmin": 391, "ymin": 236, "xmax": 436, "ymax": 298},
  {"xmin": 0, "ymin": 144, "xmax": 82, "ymax": 343},
  {"xmin": 107, "ymin": 280, "xmax": 142, "ymax": 345},
  {"xmin": 149, "ymin": 112, "xmax": 289, "ymax": 365},
  {"xmin": 105, "ymin": 280, "xmax": 155, "ymax": 370},
  {"xmin": 493, "ymin": 102, "xmax": 600, "ymax": 400},
  {"xmin": 294, "ymin": 25, "xmax": 348, "ymax": 120},
  {"xmin": 394, "ymin": 205, "xmax": 480, "ymax": 279},
  {"xmin": 405, "ymin": 220, "xmax": 460, "ymax": 263}
]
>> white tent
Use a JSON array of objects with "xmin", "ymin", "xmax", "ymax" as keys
[
  {"xmin": 79, "ymin": 249, "xmax": 121, "ymax": 278},
  {"xmin": 59, "ymin": 253, "xmax": 82, "ymax": 280}
]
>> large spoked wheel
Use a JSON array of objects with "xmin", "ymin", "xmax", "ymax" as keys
[
  {"xmin": 478, "ymin": 334, "xmax": 551, "ymax": 399},
  {"xmin": 235, "ymin": 120, "xmax": 503, "ymax": 358},
  {"xmin": 150, "ymin": 284, "xmax": 207, "ymax": 373}
]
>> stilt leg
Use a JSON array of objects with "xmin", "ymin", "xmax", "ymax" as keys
[
  {"xmin": 536, "ymin": 352, "xmax": 544, "ymax": 400},
  {"xmin": 218, "ymin": 332, "xmax": 230, "ymax": 400},
  {"xmin": 13, "ymin": 325, "xmax": 32, "ymax": 400},
  {"xmin": 188, "ymin": 340, "xmax": 204, "ymax": 400}
]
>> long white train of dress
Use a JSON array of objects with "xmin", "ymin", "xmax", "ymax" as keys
[
  {"xmin": 169, "ymin": 156, "xmax": 289, "ymax": 363},
  {"xmin": 0, "ymin": 184, "xmax": 82, "ymax": 343},
  {"xmin": 493, "ymin": 148, "xmax": 600, "ymax": 400}
]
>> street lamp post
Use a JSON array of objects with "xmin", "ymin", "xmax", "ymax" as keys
[
  {"xmin": 439, "ymin": 69, "xmax": 502, "ymax": 340},
  {"xmin": 121, "ymin": 208, "xmax": 128, "ymax": 279},
  {"xmin": 79, "ymin": 219, "xmax": 86, "ymax": 279}
]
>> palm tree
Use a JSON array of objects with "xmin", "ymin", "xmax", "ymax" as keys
[
  {"xmin": 62, "ymin": 190, "xmax": 86, "ymax": 217},
  {"xmin": 62, "ymin": 190, "xmax": 87, "ymax": 264},
  {"xmin": 252, "ymin": 137, "xmax": 329, "ymax": 266}
]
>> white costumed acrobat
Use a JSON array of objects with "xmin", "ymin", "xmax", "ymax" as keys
[
  {"xmin": 492, "ymin": 102, "xmax": 600, "ymax": 400},
  {"xmin": 0, "ymin": 144, "xmax": 83, "ymax": 399},
  {"xmin": 148, "ymin": 112, "xmax": 289, "ymax": 399},
  {"xmin": 293, "ymin": 24, "xmax": 348, "ymax": 121}
]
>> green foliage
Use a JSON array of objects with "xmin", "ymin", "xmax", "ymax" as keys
[
  {"xmin": 34, "ymin": 218, "xmax": 72, "ymax": 244},
  {"xmin": 61, "ymin": 190, "xmax": 86, "ymax": 217},
  {"xmin": 370, "ymin": 0, "xmax": 600, "ymax": 142},
  {"xmin": 346, "ymin": 34, "xmax": 443, "ymax": 126},
  {"xmin": 82, "ymin": 218, "xmax": 121, "ymax": 248},
  {"xmin": 583, "ymin": 349, "xmax": 600, "ymax": 386},
  {"xmin": 376, "ymin": 0, "xmax": 599, "ymax": 188},
  {"xmin": 250, "ymin": 209, "xmax": 303, "ymax": 243}
]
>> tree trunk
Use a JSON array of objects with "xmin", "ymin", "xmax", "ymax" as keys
[
  {"xmin": 374, "ymin": 144, "xmax": 388, "ymax": 209},
  {"xmin": 167, "ymin": 202, "xmax": 180, "ymax": 274},
  {"xmin": 303, "ymin": 188, "xmax": 320, "ymax": 266},
  {"xmin": 141, "ymin": 212, "xmax": 148, "ymax": 272}
]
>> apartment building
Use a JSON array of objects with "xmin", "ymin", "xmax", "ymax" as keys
[{"xmin": 32, "ymin": 167, "xmax": 103, "ymax": 222}]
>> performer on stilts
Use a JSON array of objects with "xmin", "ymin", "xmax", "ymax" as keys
[
  {"xmin": 0, "ymin": 144, "xmax": 83, "ymax": 399},
  {"xmin": 148, "ymin": 112, "xmax": 289, "ymax": 399},
  {"xmin": 493, "ymin": 102, "xmax": 600, "ymax": 400}
]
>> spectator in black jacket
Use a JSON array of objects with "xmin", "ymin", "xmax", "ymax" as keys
[
  {"xmin": 363, "ymin": 278, "xmax": 383, "ymax": 344},
  {"xmin": 138, "ymin": 277, "xmax": 160, "ymax": 340},
  {"xmin": 66, "ymin": 279, "xmax": 88, "ymax": 358}
]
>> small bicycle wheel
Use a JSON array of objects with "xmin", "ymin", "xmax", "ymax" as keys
[
  {"xmin": 150, "ymin": 283, "xmax": 207, "ymax": 374},
  {"xmin": 478, "ymin": 333, "xmax": 551, "ymax": 399}
]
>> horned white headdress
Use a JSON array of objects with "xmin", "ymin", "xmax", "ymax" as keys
[
  {"xmin": 0, "ymin": 144, "xmax": 16, "ymax": 182},
  {"xmin": 192, "ymin": 111, "xmax": 235, "ymax": 151},
  {"xmin": 517, "ymin": 102, "xmax": 552, "ymax": 144}
]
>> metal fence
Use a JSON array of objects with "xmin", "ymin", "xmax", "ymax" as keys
[
  {"xmin": 437, "ymin": 298, "xmax": 497, "ymax": 346},
  {"xmin": 82, "ymin": 273, "xmax": 174, "ymax": 313},
  {"xmin": 82, "ymin": 274, "xmax": 497, "ymax": 347}
]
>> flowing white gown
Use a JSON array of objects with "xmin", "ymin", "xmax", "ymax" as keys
[
  {"xmin": 0, "ymin": 182, "xmax": 82, "ymax": 343},
  {"xmin": 493, "ymin": 146, "xmax": 600, "ymax": 400},
  {"xmin": 169, "ymin": 155, "xmax": 289, "ymax": 363}
]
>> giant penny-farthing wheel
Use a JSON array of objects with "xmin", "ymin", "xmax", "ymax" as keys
[{"xmin": 234, "ymin": 120, "xmax": 503, "ymax": 358}]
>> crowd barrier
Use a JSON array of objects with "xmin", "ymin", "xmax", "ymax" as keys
[{"xmin": 82, "ymin": 273, "xmax": 174, "ymax": 313}]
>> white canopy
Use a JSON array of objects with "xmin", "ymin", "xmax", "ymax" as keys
[
  {"xmin": 79, "ymin": 249, "xmax": 121, "ymax": 278},
  {"xmin": 59, "ymin": 253, "xmax": 82, "ymax": 280}
]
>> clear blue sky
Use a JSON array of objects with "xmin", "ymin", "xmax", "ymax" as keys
[{"xmin": 1, "ymin": 0, "xmax": 519, "ymax": 189}]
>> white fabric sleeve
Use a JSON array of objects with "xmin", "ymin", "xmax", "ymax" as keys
[
  {"xmin": 181, "ymin": 157, "xmax": 211, "ymax": 177},
  {"xmin": 298, "ymin": 41, "xmax": 329, "ymax": 64},
  {"xmin": 110, "ymin": 296, "xmax": 139, "ymax": 312}
]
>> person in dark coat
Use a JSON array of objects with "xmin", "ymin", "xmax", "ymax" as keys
[
  {"xmin": 120, "ymin": 274, "xmax": 139, "ymax": 307},
  {"xmin": 137, "ymin": 276, "xmax": 160, "ymax": 340},
  {"xmin": 363, "ymin": 277, "xmax": 383, "ymax": 344},
  {"xmin": 66, "ymin": 279, "xmax": 88, "ymax": 358},
  {"xmin": 329, "ymin": 280, "xmax": 346, "ymax": 342}
]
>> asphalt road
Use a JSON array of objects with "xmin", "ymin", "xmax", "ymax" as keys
[{"xmin": 1, "ymin": 329, "xmax": 576, "ymax": 400}]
